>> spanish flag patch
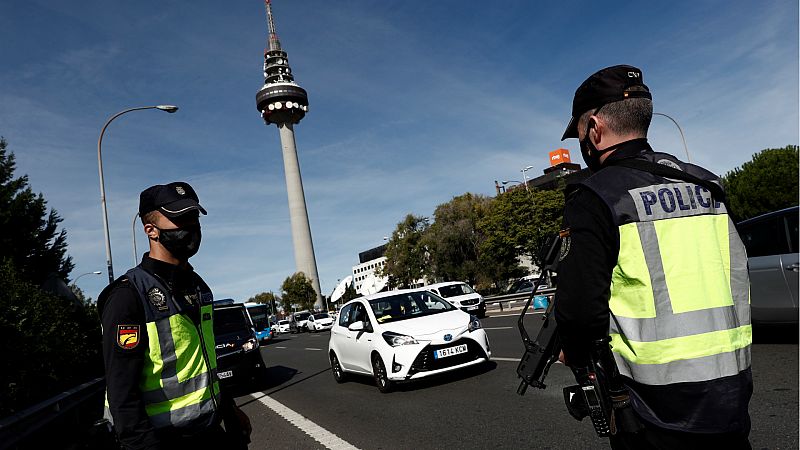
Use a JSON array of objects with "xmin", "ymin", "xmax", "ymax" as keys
[{"xmin": 117, "ymin": 325, "xmax": 140, "ymax": 349}]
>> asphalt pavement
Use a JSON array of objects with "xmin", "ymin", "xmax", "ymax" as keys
[{"xmin": 229, "ymin": 313, "xmax": 798, "ymax": 450}]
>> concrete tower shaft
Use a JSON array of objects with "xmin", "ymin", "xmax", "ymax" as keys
[{"xmin": 255, "ymin": 0, "xmax": 323, "ymax": 309}]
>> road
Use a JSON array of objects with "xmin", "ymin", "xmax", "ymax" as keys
[{"xmin": 230, "ymin": 313, "xmax": 798, "ymax": 449}]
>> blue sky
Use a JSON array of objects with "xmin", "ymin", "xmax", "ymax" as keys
[{"xmin": 1, "ymin": 1, "xmax": 797, "ymax": 302}]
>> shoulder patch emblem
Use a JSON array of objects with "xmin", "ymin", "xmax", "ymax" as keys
[
  {"xmin": 147, "ymin": 287, "xmax": 168, "ymax": 311},
  {"xmin": 558, "ymin": 228, "xmax": 571, "ymax": 262},
  {"xmin": 656, "ymin": 158, "xmax": 681, "ymax": 170},
  {"xmin": 117, "ymin": 325, "xmax": 140, "ymax": 349}
]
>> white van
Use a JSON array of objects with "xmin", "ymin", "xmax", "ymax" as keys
[{"xmin": 426, "ymin": 281, "xmax": 486, "ymax": 318}]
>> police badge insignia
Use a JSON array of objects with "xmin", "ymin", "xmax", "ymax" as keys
[
  {"xmin": 117, "ymin": 325, "xmax": 140, "ymax": 349},
  {"xmin": 147, "ymin": 287, "xmax": 168, "ymax": 312}
]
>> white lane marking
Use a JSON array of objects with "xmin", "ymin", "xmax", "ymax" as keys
[
  {"xmin": 275, "ymin": 346, "xmax": 287, "ymax": 349},
  {"xmin": 483, "ymin": 326, "xmax": 513, "ymax": 330},
  {"xmin": 305, "ymin": 347, "xmax": 323, "ymax": 351},
  {"xmin": 252, "ymin": 393, "xmax": 359, "ymax": 450},
  {"xmin": 492, "ymin": 357, "xmax": 521, "ymax": 362}
]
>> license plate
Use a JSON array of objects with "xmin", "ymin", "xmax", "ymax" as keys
[
  {"xmin": 434, "ymin": 344, "xmax": 468, "ymax": 359},
  {"xmin": 218, "ymin": 370, "xmax": 233, "ymax": 379}
]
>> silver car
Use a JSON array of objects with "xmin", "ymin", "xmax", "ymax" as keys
[{"xmin": 737, "ymin": 206, "xmax": 798, "ymax": 324}]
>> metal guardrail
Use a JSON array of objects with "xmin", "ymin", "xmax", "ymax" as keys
[
  {"xmin": 0, "ymin": 377, "xmax": 105, "ymax": 449},
  {"xmin": 484, "ymin": 287, "xmax": 556, "ymax": 311}
]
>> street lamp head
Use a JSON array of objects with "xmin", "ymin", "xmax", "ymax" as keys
[
  {"xmin": 522, "ymin": 165, "xmax": 534, "ymax": 171},
  {"xmin": 92, "ymin": 271, "xmax": 102, "ymax": 275},
  {"xmin": 156, "ymin": 105, "xmax": 179, "ymax": 113}
]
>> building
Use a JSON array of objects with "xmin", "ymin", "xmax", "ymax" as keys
[{"xmin": 352, "ymin": 244, "xmax": 388, "ymax": 294}]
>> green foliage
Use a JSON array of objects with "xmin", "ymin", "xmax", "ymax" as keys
[
  {"xmin": 280, "ymin": 272, "xmax": 316, "ymax": 312},
  {"xmin": 339, "ymin": 282, "xmax": 359, "ymax": 303},
  {"xmin": 378, "ymin": 214, "xmax": 430, "ymax": 288},
  {"xmin": 424, "ymin": 193, "xmax": 492, "ymax": 286},
  {"xmin": 247, "ymin": 291, "xmax": 278, "ymax": 314},
  {"xmin": 0, "ymin": 260, "xmax": 102, "ymax": 417},
  {"xmin": 722, "ymin": 145, "xmax": 799, "ymax": 221},
  {"xmin": 479, "ymin": 187, "xmax": 565, "ymax": 270},
  {"xmin": 0, "ymin": 138, "xmax": 74, "ymax": 285}
]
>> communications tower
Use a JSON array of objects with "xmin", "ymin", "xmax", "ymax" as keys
[{"xmin": 256, "ymin": 0, "xmax": 323, "ymax": 308}]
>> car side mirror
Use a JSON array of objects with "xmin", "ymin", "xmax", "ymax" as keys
[{"xmin": 348, "ymin": 322, "xmax": 365, "ymax": 332}]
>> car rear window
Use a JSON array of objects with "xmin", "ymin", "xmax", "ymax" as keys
[{"xmin": 739, "ymin": 216, "xmax": 791, "ymax": 257}]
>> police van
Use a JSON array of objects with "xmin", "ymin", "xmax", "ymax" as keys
[{"xmin": 212, "ymin": 300, "xmax": 266, "ymax": 386}]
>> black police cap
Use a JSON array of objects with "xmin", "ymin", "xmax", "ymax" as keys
[
  {"xmin": 561, "ymin": 65, "xmax": 652, "ymax": 141},
  {"xmin": 139, "ymin": 182, "xmax": 207, "ymax": 219}
]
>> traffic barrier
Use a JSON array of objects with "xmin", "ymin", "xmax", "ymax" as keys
[
  {"xmin": 0, "ymin": 377, "xmax": 105, "ymax": 449},
  {"xmin": 484, "ymin": 287, "xmax": 556, "ymax": 312}
]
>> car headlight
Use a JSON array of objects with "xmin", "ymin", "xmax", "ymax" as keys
[
  {"xmin": 468, "ymin": 315, "xmax": 482, "ymax": 332},
  {"xmin": 242, "ymin": 338, "xmax": 258, "ymax": 352},
  {"xmin": 382, "ymin": 331, "xmax": 418, "ymax": 346}
]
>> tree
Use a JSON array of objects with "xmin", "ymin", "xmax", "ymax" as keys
[
  {"xmin": 0, "ymin": 259, "xmax": 102, "ymax": 417},
  {"xmin": 424, "ymin": 193, "xmax": 492, "ymax": 286},
  {"xmin": 722, "ymin": 145, "xmax": 799, "ymax": 221},
  {"xmin": 378, "ymin": 214, "xmax": 430, "ymax": 288},
  {"xmin": 339, "ymin": 282, "xmax": 359, "ymax": 303},
  {"xmin": 280, "ymin": 272, "xmax": 316, "ymax": 312},
  {"xmin": 247, "ymin": 291, "xmax": 279, "ymax": 314},
  {"xmin": 479, "ymin": 187, "xmax": 565, "ymax": 274},
  {"xmin": 0, "ymin": 137, "xmax": 74, "ymax": 285}
]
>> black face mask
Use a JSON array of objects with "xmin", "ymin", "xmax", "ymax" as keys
[
  {"xmin": 579, "ymin": 107, "xmax": 625, "ymax": 172},
  {"xmin": 156, "ymin": 224, "xmax": 201, "ymax": 260}
]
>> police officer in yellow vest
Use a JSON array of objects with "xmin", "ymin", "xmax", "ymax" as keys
[
  {"xmin": 554, "ymin": 65, "xmax": 752, "ymax": 448},
  {"xmin": 99, "ymin": 182, "xmax": 251, "ymax": 449}
]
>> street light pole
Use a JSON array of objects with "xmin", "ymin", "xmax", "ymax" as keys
[
  {"xmin": 520, "ymin": 165, "xmax": 534, "ymax": 192},
  {"xmin": 653, "ymin": 112, "xmax": 691, "ymax": 163},
  {"xmin": 132, "ymin": 212, "xmax": 140, "ymax": 266},
  {"xmin": 73, "ymin": 271, "xmax": 102, "ymax": 285},
  {"xmin": 97, "ymin": 105, "xmax": 178, "ymax": 284}
]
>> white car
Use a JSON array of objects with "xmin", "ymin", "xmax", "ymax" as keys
[
  {"xmin": 328, "ymin": 289, "xmax": 491, "ymax": 393},
  {"xmin": 426, "ymin": 281, "xmax": 486, "ymax": 318},
  {"xmin": 277, "ymin": 320, "xmax": 290, "ymax": 333},
  {"xmin": 308, "ymin": 312, "xmax": 334, "ymax": 332}
]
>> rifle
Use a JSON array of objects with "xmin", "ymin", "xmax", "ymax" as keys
[
  {"xmin": 516, "ymin": 231, "xmax": 642, "ymax": 437},
  {"xmin": 516, "ymin": 232, "xmax": 564, "ymax": 394}
]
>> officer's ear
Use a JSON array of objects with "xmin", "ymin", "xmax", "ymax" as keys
[
  {"xmin": 144, "ymin": 223, "xmax": 159, "ymax": 241},
  {"xmin": 588, "ymin": 115, "xmax": 603, "ymax": 145}
]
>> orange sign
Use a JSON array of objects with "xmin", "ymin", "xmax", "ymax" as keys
[{"xmin": 549, "ymin": 148, "xmax": 571, "ymax": 166}]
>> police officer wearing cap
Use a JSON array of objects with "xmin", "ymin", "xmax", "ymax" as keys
[
  {"xmin": 98, "ymin": 182, "xmax": 251, "ymax": 449},
  {"xmin": 554, "ymin": 65, "xmax": 752, "ymax": 448}
]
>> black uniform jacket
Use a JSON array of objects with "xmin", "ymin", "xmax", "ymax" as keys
[
  {"xmin": 554, "ymin": 140, "xmax": 752, "ymax": 434},
  {"xmin": 98, "ymin": 254, "xmax": 231, "ymax": 449}
]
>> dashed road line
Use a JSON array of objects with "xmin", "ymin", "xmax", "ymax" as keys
[
  {"xmin": 305, "ymin": 347, "xmax": 323, "ymax": 351},
  {"xmin": 483, "ymin": 326, "xmax": 513, "ymax": 330},
  {"xmin": 492, "ymin": 357, "xmax": 521, "ymax": 362},
  {"xmin": 252, "ymin": 393, "xmax": 359, "ymax": 450},
  {"xmin": 275, "ymin": 346, "xmax": 287, "ymax": 349}
]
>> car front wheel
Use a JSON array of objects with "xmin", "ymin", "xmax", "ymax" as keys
[
  {"xmin": 372, "ymin": 354, "xmax": 394, "ymax": 393},
  {"xmin": 330, "ymin": 352, "xmax": 347, "ymax": 383}
]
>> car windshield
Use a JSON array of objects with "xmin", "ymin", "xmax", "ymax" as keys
[
  {"xmin": 369, "ymin": 291, "xmax": 456, "ymax": 324},
  {"xmin": 214, "ymin": 307, "xmax": 249, "ymax": 335},
  {"xmin": 437, "ymin": 283, "xmax": 475, "ymax": 298},
  {"xmin": 295, "ymin": 312, "xmax": 311, "ymax": 320},
  {"xmin": 313, "ymin": 313, "xmax": 329, "ymax": 320},
  {"xmin": 278, "ymin": 320, "xmax": 289, "ymax": 325},
  {"xmin": 247, "ymin": 305, "xmax": 270, "ymax": 331}
]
